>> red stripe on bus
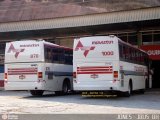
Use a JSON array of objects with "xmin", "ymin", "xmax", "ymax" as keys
[
  {"xmin": 8, "ymin": 68, "xmax": 37, "ymax": 70},
  {"xmin": 77, "ymin": 72, "xmax": 113, "ymax": 74},
  {"xmin": 77, "ymin": 66, "xmax": 112, "ymax": 69},
  {"xmin": 77, "ymin": 68, "xmax": 112, "ymax": 69},
  {"xmin": 77, "ymin": 69, "xmax": 112, "ymax": 71},
  {"xmin": 8, "ymin": 72, "xmax": 37, "ymax": 74},
  {"xmin": 8, "ymin": 70, "xmax": 37, "ymax": 73},
  {"xmin": 8, "ymin": 73, "xmax": 37, "ymax": 75}
]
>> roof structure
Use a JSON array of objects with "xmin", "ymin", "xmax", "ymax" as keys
[
  {"xmin": 0, "ymin": 6, "xmax": 160, "ymax": 33},
  {"xmin": 0, "ymin": 0, "xmax": 160, "ymax": 23},
  {"xmin": 0, "ymin": 0, "xmax": 160, "ymax": 40}
]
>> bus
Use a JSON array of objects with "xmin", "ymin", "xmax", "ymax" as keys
[
  {"xmin": 5, "ymin": 40, "xmax": 73, "ymax": 96},
  {"xmin": 73, "ymin": 35, "xmax": 149, "ymax": 97}
]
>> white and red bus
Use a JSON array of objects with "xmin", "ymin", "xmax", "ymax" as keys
[
  {"xmin": 73, "ymin": 36, "xmax": 149, "ymax": 96},
  {"xmin": 5, "ymin": 40, "xmax": 73, "ymax": 96}
]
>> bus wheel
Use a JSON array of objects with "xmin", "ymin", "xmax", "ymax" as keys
[
  {"xmin": 62, "ymin": 80, "xmax": 69, "ymax": 95},
  {"xmin": 30, "ymin": 90, "xmax": 44, "ymax": 96},
  {"xmin": 124, "ymin": 81, "xmax": 132, "ymax": 97}
]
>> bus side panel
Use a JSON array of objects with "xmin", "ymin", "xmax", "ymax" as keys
[
  {"xmin": 119, "ymin": 61, "xmax": 147, "ymax": 92},
  {"xmin": 44, "ymin": 63, "xmax": 73, "ymax": 91}
]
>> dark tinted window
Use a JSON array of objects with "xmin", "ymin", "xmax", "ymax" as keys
[
  {"xmin": 44, "ymin": 45, "xmax": 72, "ymax": 65},
  {"xmin": 64, "ymin": 50, "xmax": 73, "ymax": 65},
  {"xmin": 119, "ymin": 42, "xmax": 148, "ymax": 65},
  {"xmin": 45, "ymin": 48, "xmax": 52, "ymax": 62}
]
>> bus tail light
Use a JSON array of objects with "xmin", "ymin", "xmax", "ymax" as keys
[
  {"xmin": 38, "ymin": 72, "xmax": 43, "ymax": 78},
  {"xmin": 73, "ymin": 72, "xmax": 76, "ymax": 78},
  {"xmin": 5, "ymin": 73, "xmax": 7, "ymax": 80},
  {"xmin": 114, "ymin": 71, "xmax": 118, "ymax": 78}
]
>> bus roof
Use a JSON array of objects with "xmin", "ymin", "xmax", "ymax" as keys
[
  {"xmin": 44, "ymin": 41, "xmax": 72, "ymax": 50},
  {"xmin": 75, "ymin": 35, "xmax": 147, "ymax": 55},
  {"xmin": 7, "ymin": 40, "xmax": 73, "ymax": 50}
]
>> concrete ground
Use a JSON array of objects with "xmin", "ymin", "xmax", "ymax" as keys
[{"xmin": 0, "ymin": 89, "xmax": 160, "ymax": 114}]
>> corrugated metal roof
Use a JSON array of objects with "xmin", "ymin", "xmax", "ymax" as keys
[
  {"xmin": 0, "ymin": 0, "xmax": 160, "ymax": 23},
  {"xmin": 0, "ymin": 7, "xmax": 160, "ymax": 32},
  {"xmin": 0, "ymin": 1, "xmax": 107, "ymax": 23}
]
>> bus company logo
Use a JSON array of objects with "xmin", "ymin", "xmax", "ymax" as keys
[
  {"xmin": 75, "ymin": 41, "xmax": 95, "ymax": 57},
  {"xmin": 7, "ymin": 44, "xmax": 25, "ymax": 58},
  {"xmin": 19, "ymin": 74, "xmax": 26, "ymax": 80},
  {"xmin": 90, "ymin": 74, "xmax": 99, "ymax": 79}
]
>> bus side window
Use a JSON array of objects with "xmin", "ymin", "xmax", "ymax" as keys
[
  {"xmin": 122, "ymin": 46, "xmax": 126, "ymax": 59},
  {"xmin": 135, "ymin": 50, "xmax": 138, "ymax": 63},
  {"xmin": 130, "ymin": 48, "xmax": 133, "ymax": 61},
  {"xmin": 58, "ymin": 48, "xmax": 65, "ymax": 64},
  {"xmin": 52, "ymin": 48, "xmax": 58, "ymax": 63},
  {"xmin": 45, "ymin": 47, "xmax": 52, "ymax": 62},
  {"xmin": 126, "ymin": 47, "xmax": 130, "ymax": 60},
  {"xmin": 144, "ymin": 55, "xmax": 149, "ymax": 65},
  {"xmin": 119, "ymin": 44, "xmax": 123, "ymax": 60},
  {"xmin": 137, "ymin": 50, "xmax": 141, "ymax": 64},
  {"xmin": 70, "ymin": 51, "xmax": 73, "ymax": 65},
  {"xmin": 140, "ymin": 52, "xmax": 144, "ymax": 65},
  {"xmin": 141, "ymin": 53, "xmax": 144, "ymax": 65},
  {"xmin": 51, "ymin": 48, "xmax": 65, "ymax": 64},
  {"xmin": 123, "ymin": 45, "xmax": 129, "ymax": 61},
  {"xmin": 65, "ymin": 50, "xmax": 73, "ymax": 65}
]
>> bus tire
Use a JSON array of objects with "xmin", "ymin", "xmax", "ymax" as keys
[
  {"xmin": 30, "ymin": 90, "xmax": 44, "ymax": 96},
  {"xmin": 62, "ymin": 79, "xmax": 70, "ymax": 95},
  {"xmin": 124, "ymin": 80, "xmax": 132, "ymax": 97}
]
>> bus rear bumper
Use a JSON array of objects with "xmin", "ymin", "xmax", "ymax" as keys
[
  {"xmin": 74, "ymin": 86, "xmax": 119, "ymax": 91},
  {"xmin": 4, "ymin": 81, "xmax": 44, "ymax": 91},
  {"xmin": 73, "ymin": 82, "xmax": 120, "ymax": 91}
]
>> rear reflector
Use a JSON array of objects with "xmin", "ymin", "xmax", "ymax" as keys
[
  {"xmin": 38, "ymin": 72, "xmax": 43, "ymax": 78},
  {"xmin": 5, "ymin": 73, "xmax": 7, "ymax": 80},
  {"xmin": 73, "ymin": 72, "xmax": 76, "ymax": 78},
  {"xmin": 114, "ymin": 71, "xmax": 118, "ymax": 78}
]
